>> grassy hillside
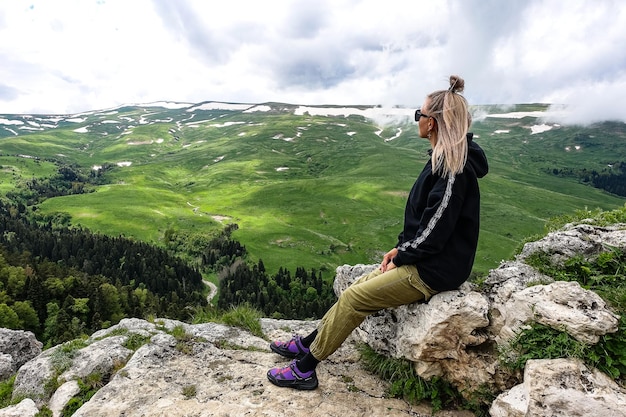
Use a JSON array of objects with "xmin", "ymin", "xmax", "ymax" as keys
[{"xmin": 1, "ymin": 103, "xmax": 624, "ymax": 277}]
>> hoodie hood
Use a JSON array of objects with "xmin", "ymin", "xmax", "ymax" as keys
[{"xmin": 466, "ymin": 132, "xmax": 489, "ymax": 178}]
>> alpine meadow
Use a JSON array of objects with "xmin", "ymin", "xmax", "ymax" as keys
[{"xmin": 1, "ymin": 102, "xmax": 625, "ymax": 307}]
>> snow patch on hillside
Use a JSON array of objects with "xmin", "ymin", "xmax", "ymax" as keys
[
  {"xmin": 139, "ymin": 101, "xmax": 192, "ymax": 109},
  {"xmin": 384, "ymin": 128, "xmax": 403, "ymax": 142},
  {"xmin": 188, "ymin": 102, "xmax": 252, "ymax": 112},
  {"xmin": 530, "ymin": 124, "xmax": 554, "ymax": 134},
  {"xmin": 0, "ymin": 118, "xmax": 24, "ymax": 125},
  {"xmin": 485, "ymin": 111, "xmax": 545, "ymax": 119},
  {"xmin": 294, "ymin": 106, "xmax": 413, "ymax": 120}
]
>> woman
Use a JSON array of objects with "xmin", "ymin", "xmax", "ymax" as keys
[{"xmin": 267, "ymin": 75, "xmax": 489, "ymax": 390}]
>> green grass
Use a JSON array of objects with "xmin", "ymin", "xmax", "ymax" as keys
[
  {"xmin": 0, "ymin": 156, "xmax": 58, "ymax": 194},
  {"xmin": 2, "ymin": 104, "xmax": 625, "ymax": 277},
  {"xmin": 192, "ymin": 303, "xmax": 264, "ymax": 338},
  {"xmin": 0, "ymin": 376, "xmax": 16, "ymax": 409}
]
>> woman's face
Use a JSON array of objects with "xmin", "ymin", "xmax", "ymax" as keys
[{"xmin": 417, "ymin": 98, "xmax": 431, "ymax": 139}]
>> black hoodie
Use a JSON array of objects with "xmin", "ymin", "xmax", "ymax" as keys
[{"xmin": 392, "ymin": 133, "xmax": 489, "ymax": 291}]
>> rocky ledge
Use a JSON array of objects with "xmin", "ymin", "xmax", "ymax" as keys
[{"xmin": 1, "ymin": 222, "xmax": 625, "ymax": 417}]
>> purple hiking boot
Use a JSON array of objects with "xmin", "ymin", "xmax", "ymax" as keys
[
  {"xmin": 270, "ymin": 335, "xmax": 310, "ymax": 359},
  {"xmin": 267, "ymin": 360, "xmax": 318, "ymax": 390}
]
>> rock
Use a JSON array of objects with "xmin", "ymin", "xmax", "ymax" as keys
[
  {"xmin": 351, "ymin": 283, "xmax": 491, "ymax": 380},
  {"xmin": 495, "ymin": 280, "xmax": 619, "ymax": 344},
  {"xmin": 334, "ymin": 266, "xmax": 511, "ymax": 395},
  {"xmin": 485, "ymin": 260, "xmax": 554, "ymax": 339},
  {"xmin": 58, "ymin": 336, "xmax": 133, "ymax": 382},
  {"xmin": 489, "ymin": 383, "xmax": 527, "ymax": 417},
  {"xmin": 49, "ymin": 380, "xmax": 80, "ymax": 417},
  {"xmin": 490, "ymin": 358, "xmax": 626, "ymax": 417},
  {"xmin": 0, "ymin": 354, "xmax": 13, "ymax": 381},
  {"xmin": 12, "ymin": 345, "xmax": 58, "ymax": 403},
  {"xmin": 68, "ymin": 318, "xmax": 471, "ymax": 417},
  {"xmin": 0, "ymin": 329, "xmax": 42, "ymax": 379},
  {"xmin": 5, "ymin": 317, "xmax": 475, "ymax": 417},
  {"xmin": 518, "ymin": 223, "xmax": 626, "ymax": 264},
  {"xmin": 332, "ymin": 263, "xmax": 378, "ymax": 294},
  {"xmin": 0, "ymin": 398, "xmax": 38, "ymax": 417}
]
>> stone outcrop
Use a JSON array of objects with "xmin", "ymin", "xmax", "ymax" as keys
[
  {"xmin": 490, "ymin": 359, "xmax": 626, "ymax": 417},
  {"xmin": 0, "ymin": 329, "xmax": 42, "ymax": 380},
  {"xmin": 332, "ymin": 222, "xmax": 626, "ymax": 415},
  {"xmin": 0, "ymin": 222, "xmax": 624, "ymax": 416},
  {"xmin": 2, "ymin": 318, "xmax": 472, "ymax": 417}
]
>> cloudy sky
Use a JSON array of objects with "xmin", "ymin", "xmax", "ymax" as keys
[{"xmin": 1, "ymin": 0, "xmax": 625, "ymax": 124}]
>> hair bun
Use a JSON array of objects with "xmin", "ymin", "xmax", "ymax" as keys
[{"xmin": 448, "ymin": 75, "xmax": 465, "ymax": 93}]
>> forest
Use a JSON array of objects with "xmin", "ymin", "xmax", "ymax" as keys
[
  {"xmin": 217, "ymin": 259, "xmax": 336, "ymax": 319},
  {"xmin": 0, "ymin": 163, "xmax": 337, "ymax": 347},
  {"xmin": 550, "ymin": 160, "xmax": 626, "ymax": 197},
  {"xmin": 0, "ymin": 199, "xmax": 207, "ymax": 346}
]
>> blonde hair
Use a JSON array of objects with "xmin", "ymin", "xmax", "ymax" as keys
[{"xmin": 426, "ymin": 75, "xmax": 470, "ymax": 178}]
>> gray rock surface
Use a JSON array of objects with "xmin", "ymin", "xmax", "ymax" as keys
[
  {"xmin": 518, "ymin": 223, "xmax": 626, "ymax": 264},
  {"xmin": 490, "ymin": 358, "xmax": 626, "ymax": 417},
  {"xmin": 0, "ymin": 329, "xmax": 42, "ymax": 380},
  {"xmin": 54, "ymin": 318, "xmax": 471, "ymax": 417},
  {"xmin": 49, "ymin": 380, "xmax": 80, "ymax": 417},
  {"xmin": 0, "ymin": 398, "xmax": 38, "ymax": 417}
]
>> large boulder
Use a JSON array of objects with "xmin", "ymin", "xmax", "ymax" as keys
[
  {"xmin": 490, "ymin": 358, "xmax": 626, "ymax": 417},
  {"xmin": 0, "ymin": 329, "xmax": 42, "ymax": 380},
  {"xmin": 335, "ymin": 266, "xmax": 494, "ymax": 391},
  {"xmin": 12, "ymin": 344, "xmax": 62, "ymax": 403},
  {"xmin": 493, "ymin": 279, "xmax": 618, "ymax": 344},
  {"xmin": 58, "ymin": 336, "xmax": 133, "ymax": 382},
  {"xmin": 518, "ymin": 223, "xmax": 626, "ymax": 264},
  {"xmin": 0, "ymin": 398, "xmax": 38, "ymax": 417}
]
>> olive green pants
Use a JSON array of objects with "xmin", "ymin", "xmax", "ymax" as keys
[{"xmin": 309, "ymin": 264, "xmax": 436, "ymax": 361}]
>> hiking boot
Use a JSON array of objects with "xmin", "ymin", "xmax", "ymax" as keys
[
  {"xmin": 270, "ymin": 335, "xmax": 309, "ymax": 359},
  {"xmin": 267, "ymin": 360, "xmax": 318, "ymax": 390}
]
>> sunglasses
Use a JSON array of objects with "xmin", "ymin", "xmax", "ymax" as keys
[{"xmin": 414, "ymin": 109, "xmax": 431, "ymax": 121}]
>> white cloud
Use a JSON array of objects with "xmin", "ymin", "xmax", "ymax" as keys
[{"xmin": 0, "ymin": 0, "xmax": 625, "ymax": 123}]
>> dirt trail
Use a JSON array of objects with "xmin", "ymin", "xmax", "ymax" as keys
[{"xmin": 202, "ymin": 280, "xmax": 217, "ymax": 304}]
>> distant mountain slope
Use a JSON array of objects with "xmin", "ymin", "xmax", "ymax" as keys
[{"xmin": 0, "ymin": 102, "xmax": 624, "ymax": 275}]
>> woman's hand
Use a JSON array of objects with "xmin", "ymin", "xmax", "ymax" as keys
[{"xmin": 380, "ymin": 248, "xmax": 398, "ymax": 272}]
